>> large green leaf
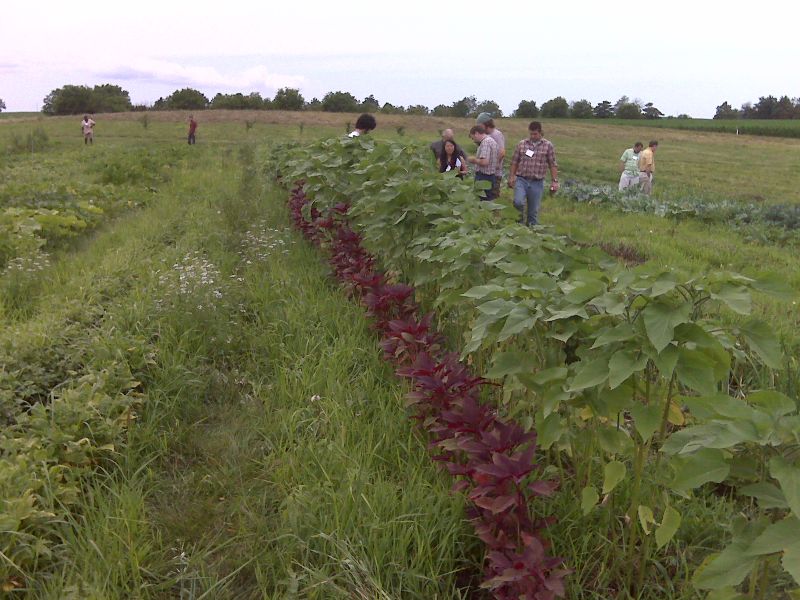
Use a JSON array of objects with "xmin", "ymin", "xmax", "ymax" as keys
[
  {"xmin": 486, "ymin": 351, "xmax": 535, "ymax": 379},
  {"xmin": 581, "ymin": 486, "xmax": 599, "ymax": 516},
  {"xmin": 669, "ymin": 448, "xmax": 730, "ymax": 492},
  {"xmin": 607, "ymin": 349, "xmax": 648, "ymax": 389},
  {"xmin": 655, "ymin": 506, "xmax": 682, "ymax": 549},
  {"xmin": 675, "ymin": 347, "xmax": 718, "ymax": 395},
  {"xmin": 642, "ymin": 300, "xmax": 691, "ymax": 353},
  {"xmin": 630, "ymin": 403, "xmax": 662, "ymax": 442},
  {"xmin": 771, "ymin": 457, "xmax": 800, "ymax": 517},
  {"xmin": 537, "ymin": 411, "xmax": 566, "ymax": 450},
  {"xmin": 602, "ymin": 460, "xmax": 626, "ymax": 494},
  {"xmin": 567, "ymin": 357, "xmax": 609, "ymax": 392},
  {"xmin": 746, "ymin": 517, "xmax": 800, "ymax": 556},
  {"xmin": 710, "ymin": 284, "xmax": 752, "ymax": 315},
  {"xmin": 693, "ymin": 526, "xmax": 763, "ymax": 590},
  {"xmin": 747, "ymin": 390, "xmax": 796, "ymax": 418},
  {"xmin": 462, "ymin": 284, "xmax": 506, "ymax": 299},
  {"xmin": 591, "ymin": 323, "xmax": 637, "ymax": 349},
  {"xmin": 740, "ymin": 319, "xmax": 783, "ymax": 369},
  {"xmin": 597, "ymin": 426, "xmax": 633, "ymax": 455},
  {"xmin": 784, "ymin": 544, "xmax": 800, "ymax": 587},
  {"xmin": 638, "ymin": 505, "xmax": 656, "ymax": 535},
  {"xmin": 738, "ymin": 482, "xmax": 789, "ymax": 510},
  {"xmin": 497, "ymin": 306, "xmax": 538, "ymax": 342},
  {"xmin": 652, "ymin": 344, "xmax": 679, "ymax": 378},
  {"xmin": 563, "ymin": 279, "xmax": 606, "ymax": 304}
]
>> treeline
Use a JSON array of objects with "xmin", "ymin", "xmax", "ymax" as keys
[
  {"xmin": 40, "ymin": 84, "xmax": 670, "ymax": 119},
  {"xmin": 715, "ymin": 96, "xmax": 800, "ymax": 119}
]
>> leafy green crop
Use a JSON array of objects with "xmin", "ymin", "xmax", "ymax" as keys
[{"xmin": 270, "ymin": 135, "xmax": 800, "ymax": 598}]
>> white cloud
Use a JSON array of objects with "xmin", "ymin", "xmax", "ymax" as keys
[{"xmin": 96, "ymin": 59, "xmax": 305, "ymax": 92}]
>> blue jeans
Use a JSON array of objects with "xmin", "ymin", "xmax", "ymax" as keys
[
  {"xmin": 475, "ymin": 172, "xmax": 497, "ymax": 201},
  {"xmin": 513, "ymin": 176, "xmax": 544, "ymax": 225}
]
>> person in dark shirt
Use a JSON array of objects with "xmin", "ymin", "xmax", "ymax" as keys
[
  {"xmin": 188, "ymin": 115, "xmax": 198, "ymax": 145},
  {"xmin": 430, "ymin": 128, "xmax": 466, "ymax": 163},
  {"xmin": 438, "ymin": 140, "xmax": 467, "ymax": 178}
]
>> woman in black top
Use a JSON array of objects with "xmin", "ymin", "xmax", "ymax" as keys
[{"xmin": 439, "ymin": 140, "xmax": 467, "ymax": 178}]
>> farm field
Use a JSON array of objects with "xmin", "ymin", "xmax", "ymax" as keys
[
  {"xmin": 1, "ymin": 111, "xmax": 799, "ymax": 599},
  {"xmin": 596, "ymin": 118, "xmax": 800, "ymax": 139}
]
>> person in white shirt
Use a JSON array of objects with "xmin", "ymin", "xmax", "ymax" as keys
[
  {"xmin": 81, "ymin": 115, "xmax": 96, "ymax": 145},
  {"xmin": 618, "ymin": 142, "xmax": 643, "ymax": 190}
]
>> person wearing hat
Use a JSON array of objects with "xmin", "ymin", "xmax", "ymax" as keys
[{"xmin": 476, "ymin": 112, "xmax": 505, "ymax": 199}]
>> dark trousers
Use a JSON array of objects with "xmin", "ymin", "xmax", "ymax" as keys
[
  {"xmin": 188, "ymin": 132, "xmax": 196, "ymax": 145},
  {"xmin": 475, "ymin": 172, "xmax": 497, "ymax": 201}
]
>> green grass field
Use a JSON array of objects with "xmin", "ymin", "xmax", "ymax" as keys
[{"xmin": 1, "ymin": 111, "xmax": 799, "ymax": 599}]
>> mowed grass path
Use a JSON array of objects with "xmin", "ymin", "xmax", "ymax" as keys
[{"xmin": 22, "ymin": 143, "xmax": 476, "ymax": 599}]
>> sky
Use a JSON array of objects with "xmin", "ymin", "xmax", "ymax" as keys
[{"xmin": 2, "ymin": 0, "xmax": 798, "ymax": 118}]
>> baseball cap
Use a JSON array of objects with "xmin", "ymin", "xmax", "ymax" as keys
[{"xmin": 476, "ymin": 112, "xmax": 492, "ymax": 124}]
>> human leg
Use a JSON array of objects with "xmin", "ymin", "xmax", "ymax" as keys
[
  {"xmin": 525, "ymin": 178, "xmax": 544, "ymax": 225},
  {"xmin": 475, "ymin": 172, "xmax": 495, "ymax": 201}
]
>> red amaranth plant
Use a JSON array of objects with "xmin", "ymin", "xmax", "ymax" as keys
[
  {"xmin": 284, "ymin": 181, "xmax": 567, "ymax": 599},
  {"xmin": 379, "ymin": 314, "xmax": 445, "ymax": 366}
]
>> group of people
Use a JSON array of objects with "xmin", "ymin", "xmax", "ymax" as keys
[
  {"xmin": 79, "ymin": 114, "xmax": 200, "ymax": 145},
  {"xmin": 618, "ymin": 140, "xmax": 658, "ymax": 195},
  {"xmin": 430, "ymin": 114, "xmax": 559, "ymax": 227}
]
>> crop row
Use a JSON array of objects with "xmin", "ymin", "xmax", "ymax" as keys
[
  {"xmin": 272, "ymin": 136, "xmax": 800, "ymax": 599},
  {"xmin": 1, "ymin": 147, "xmax": 183, "ymax": 273},
  {"xmin": 560, "ymin": 181, "xmax": 800, "ymax": 245},
  {"xmin": 286, "ymin": 182, "xmax": 568, "ymax": 598}
]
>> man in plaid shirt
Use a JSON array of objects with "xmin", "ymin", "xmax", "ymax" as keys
[
  {"xmin": 467, "ymin": 124, "xmax": 499, "ymax": 201},
  {"xmin": 508, "ymin": 121, "xmax": 559, "ymax": 226}
]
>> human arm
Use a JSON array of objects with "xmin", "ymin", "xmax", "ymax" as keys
[
  {"xmin": 548, "ymin": 144, "xmax": 559, "ymax": 191},
  {"xmin": 507, "ymin": 144, "xmax": 520, "ymax": 187}
]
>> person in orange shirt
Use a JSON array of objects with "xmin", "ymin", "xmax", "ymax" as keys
[{"xmin": 638, "ymin": 140, "xmax": 658, "ymax": 195}]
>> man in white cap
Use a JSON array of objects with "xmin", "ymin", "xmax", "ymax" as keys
[{"xmin": 476, "ymin": 112, "xmax": 505, "ymax": 199}]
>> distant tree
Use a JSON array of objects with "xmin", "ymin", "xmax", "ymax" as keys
[
  {"xmin": 210, "ymin": 92, "xmax": 264, "ymax": 110},
  {"xmin": 42, "ymin": 85, "xmax": 94, "ymax": 115},
  {"xmin": 272, "ymin": 87, "xmax": 305, "ymax": 110},
  {"xmin": 432, "ymin": 104, "xmax": 452, "ymax": 117},
  {"xmin": 450, "ymin": 95, "xmax": 478, "ymax": 118},
  {"xmin": 540, "ymin": 96, "xmax": 569, "ymax": 118},
  {"xmin": 740, "ymin": 102, "xmax": 755, "ymax": 119},
  {"xmin": 405, "ymin": 104, "xmax": 430, "ymax": 116},
  {"xmin": 774, "ymin": 95, "xmax": 795, "ymax": 119},
  {"xmin": 321, "ymin": 91, "xmax": 359, "ymax": 112},
  {"xmin": 753, "ymin": 95, "xmax": 779, "ymax": 119},
  {"xmin": 360, "ymin": 94, "xmax": 380, "ymax": 112},
  {"xmin": 381, "ymin": 102, "xmax": 403, "ymax": 114},
  {"xmin": 616, "ymin": 103, "xmax": 642, "ymax": 119},
  {"xmin": 90, "ymin": 84, "xmax": 132, "ymax": 112},
  {"xmin": 593, "ymin": 100, "xmax": 614, "ymax": 118},
  {"xmin": 306, "ymin": 97, "xmax": 322, "ymax": 111},
  {"xmin": 570, "ymin": 99, "xmax": 593, "ymax": 119},
  {"xmin": 714, "ymin": 101, "xmax": 740, "ymax": 119},
  {"xmin": 156, "ymin": 88, "xmax": 209, "ymax": 110},
  {"xmin": 676, "ymin": 114, "xmax": 691, "ymax": 119},
  {"xmin": 0, "ymin": 98, "xmax": 5, "ymax": 112},
  {"xmin": 613, "ymin": 95, "xmax": 634, "ymax": 114},
  {"xmin": 513, "ymin": 100, "xmax": 539, "ymax": 118},
  {"xmin": 642, "ymin": 102, "xmax": 664, "ymax": 119},
  {"xmin": 475, "ymin": 99, "xmax": 502, "ymax": 118}
]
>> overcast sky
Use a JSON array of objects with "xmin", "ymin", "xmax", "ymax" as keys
[{"xmin": 2, "ymin": 1, "xmax": 797, "ymax": 118}]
